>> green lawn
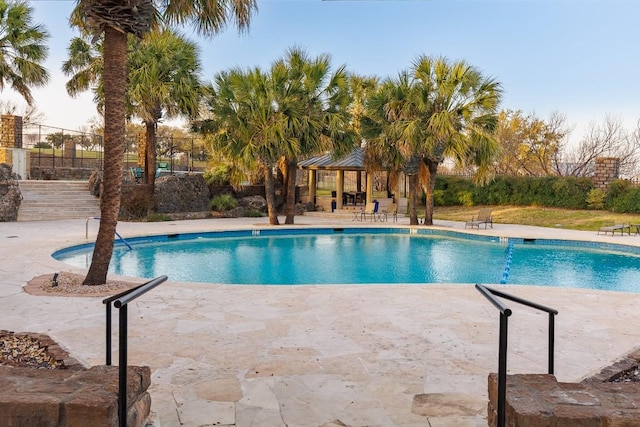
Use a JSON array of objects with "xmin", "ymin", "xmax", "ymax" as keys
[{"xmin": 432, "ymin": 205, "xmax": 640, "ymax": 231}]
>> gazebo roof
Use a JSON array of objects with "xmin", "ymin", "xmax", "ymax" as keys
[{"xmin": 298, "ymin": 147, "xmax": 364, "ymax": 171}]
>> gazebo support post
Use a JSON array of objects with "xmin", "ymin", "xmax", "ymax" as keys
[
  {"xmin": 308, "ymin": 170, "xmax": 317, "ymax": 208},
  {"xmin": 336, "ymin": 170, "xmax": 344, "ymax": 209},
  {"xmin": 366, "ymin": 172, "xmax": 373, "ymax": 205}
]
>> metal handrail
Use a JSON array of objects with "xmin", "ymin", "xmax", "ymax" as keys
[
  {"xmin": 475, "ymin": 284, "xmax": 558, "ymax": 427},
  {"xmin": 102, "ymin": 275, "xmax": 168, "ymax": 427}
]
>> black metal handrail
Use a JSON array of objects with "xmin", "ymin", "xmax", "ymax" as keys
[
  {"xmin": 102, "ymin": 275, "xmax": 168, "ymax": 427},
  {"xmin": 475, "ymin": 284, "xmax": 558, "ymax": 427}
]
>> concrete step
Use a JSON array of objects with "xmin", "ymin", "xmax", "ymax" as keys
[{"xmin": 17, "ymin": 180, "xmax": 101, "ymax": 221}]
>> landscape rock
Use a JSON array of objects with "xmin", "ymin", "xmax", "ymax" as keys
[
  {"xmin": 238, "ymin": 195, "xmax": 267, "ymax": 212},
  {"xmin": 0, "ymin": 163, "xmax": 21, "ymax": 221},
  {"xmin": 88, "ymin": 170, "xmax": 102, "ymax": 197},
  {"xmin": 154, "ymin": 174, "xmax": 210, "ymax": 213}
]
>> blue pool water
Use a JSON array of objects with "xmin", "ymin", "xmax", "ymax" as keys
[{"xmin": 52, "ymin": 228, "xmax": 640, "ymax": 292}]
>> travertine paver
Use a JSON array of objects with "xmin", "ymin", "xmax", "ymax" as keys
[{"xmin": 1, "ymin": 216, "xmax": 640, "ymax": 426}]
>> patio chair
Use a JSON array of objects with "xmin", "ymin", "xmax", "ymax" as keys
[
  {"xmin": 130, "ymin": 166, "xmax": 143, "ymax": 183},
  {"xmin": 380, "ymin": 203, "xmax": 398, "ymax": 222},
  {"xmin": 597, "ymin": 223, "xmax": 631, "ymax": 236},
  {"xmin": 359, "ymin": 201, "xmax": 379, "ymax": 222},
  {"xmin": 465, "ymin": 208, "xmax": 493, "ymax": 229}
]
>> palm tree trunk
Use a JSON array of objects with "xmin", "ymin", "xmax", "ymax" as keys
[
  {"xmin": 264, "ymin": 165, "xmax": 280, "ymax": 225},
  {"xmin": 83, "ymin": 26, "xmax": 127, "ymax": 286},
  {"xmin": 284, "ymin": 158, "xmax": 297, "ymax": 224},
  {"xmin": 408, "ymin": 174, "xmax": 419, "ymax": 225},
  {"xmin": 144, "ymin": 120, "xmax": 157, "ymax": 195},
  {"xmin": 423, "ymin": 158, "xmax": 439, "ymax": 226}
]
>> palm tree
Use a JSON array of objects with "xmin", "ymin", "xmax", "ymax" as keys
[
  {"xmin": 63, "ymin": 29, "xmax": 202, "ymax": 194},
  {"xmin": 73, "ymin": 0, "xmax": 257, "ymax": 286},
  {"xmin": 0, "ymin": 0, "xmax": 49, "ymax": 105},
  {"xmin": 276, "ymin": 47, "xmax": 355, "ymax": 224},
  {"xmin": 405, "ymin": 55, "xmax": 502, "ymax": 225},
  {"xmin": 128, "ymin": 29, "xmax": 201, "ymax": 193},
  {"xmin": 199, "ymin": 67, "xmax": 292, "ymax": 225},
  {"xmin": 62, "ymin": 34, "xmax": 104, "ymax": 112},
  {"xmin": 360, "ymin": 72, "xmax": 422, "ymax": 224}
]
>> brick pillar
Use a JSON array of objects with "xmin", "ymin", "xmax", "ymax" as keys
[
  {"xmin": 592, "ymin": 157, "xmax": 620, "ymax": 190},
  {"xmin": 137, "ymin": 133, "xmax": 145, "ymax": 166},
  {"xmin": 1, "ymin": 115, "xmax": 23, "ymax": 148}
]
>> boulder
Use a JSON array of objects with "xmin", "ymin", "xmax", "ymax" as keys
[
  {"xmin": 88, "ymin": 170, "xmax": 102, "ymax": 197},
  {"xmin": 0, "ymin": 163, "xmax": 21, "ymax": 222},
  {"xmin": 238, "ymin": 195, "xmax": 267, "ymax": 212},
  {"xmin": 154, "ymin": 174, "xmax": 210, "ymax": 213}
]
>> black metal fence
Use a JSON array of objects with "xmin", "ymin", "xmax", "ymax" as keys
[{"xmin": 20, "ymin": 122, "xmax": 209, "ymax": 174}]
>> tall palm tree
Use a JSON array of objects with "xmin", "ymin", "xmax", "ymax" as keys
[
  {"xmin": 276, "ymin": 47, "xmax": 355, "ymax": 224},
  {"xmin": 74, "ymin": 0, "xmax": 257, "ymax": 286},
  {"xmin": 406, "ymin": 55, "xmax": 502, "ymax": 225},
  {"xmin": 128, "ymin": 29, "xmax": 201, "ymax": 193},
  {"xmin": 62, "ymin": 34, "xmax": 104, "ymax": 108},
  {"xmin": 63, "ymin": 29, "xmax": 202, "ymax": 194},
  {"xmin": 0, "ymin": 0, "xmax": 49, "ymax": 105}
]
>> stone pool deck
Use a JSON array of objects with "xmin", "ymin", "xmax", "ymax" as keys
[{"xmin": 1, "ymin": 215, "xmax": 640, "ymax": 426}]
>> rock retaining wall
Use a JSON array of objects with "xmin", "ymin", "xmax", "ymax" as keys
[
  {"xmin": 0, "ymin": 332, "xmax": 151, "ymax": 427},
  {"xmin": 488, "ymin": 367, "xmax": 640, "ymax": 425}
]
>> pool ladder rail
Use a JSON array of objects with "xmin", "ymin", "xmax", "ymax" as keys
[{"xmin": 85, "ymin": 216, "xmax": 132, "ymax": 250}]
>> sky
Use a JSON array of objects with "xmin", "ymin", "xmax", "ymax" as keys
[{"xmin": 3, "ymin": 0, "xmax": 640, "ymax": 144}]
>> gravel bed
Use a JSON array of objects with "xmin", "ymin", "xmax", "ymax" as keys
[
  {"xmin": 38, "ymin": 271, "xmax": 139, "ymax": 295},
  {"xmin": 0, "ymin": 332, "xmax": 64, "ymax": 370}
]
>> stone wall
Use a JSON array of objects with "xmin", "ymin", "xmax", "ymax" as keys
[
  {"xmin": 593, "ymin": 157, "xmax": 620, "ymax": 190},
  {"xmin": 0, "ymin": 332, "xmax": 151, "ymax": 427},
  {"xmin": 487, "ymin": 370, "xmax": 640, "ymax": 426},
  {"xmin": 30, "ymin": 166, "xmax": 97, "ymax": 180}
]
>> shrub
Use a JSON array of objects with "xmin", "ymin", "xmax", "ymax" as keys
[
  {"xmin": 433, "ymin": 189, "xmax": 445, "ymax": 206},
  {"xmin": 203, "ymin": 164, "xmax": 232, "ymax": 186},
  {"xmin": 457, "ymin": 191, "xmax": 474, "ymax": 207},
  {"xmin": 606, "ymin": 182, "xmax": 640, "ymax": 213},
  {"xmin": 245, "ymin": 208, "xmax": 264, "ymax": 217},
  {"xmin": 210, "ymin": 194, "xmax": 238, "ymax": 212},
  {"xmin": 586, "ymin": 189, "xmax": 606, "ymax": 210}
]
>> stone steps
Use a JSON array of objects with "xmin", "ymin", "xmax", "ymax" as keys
[{"xmin": 17, "ymin": 180, "xmax": 101, "ymax": 221}]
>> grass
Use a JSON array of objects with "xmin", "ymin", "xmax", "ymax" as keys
[{"xmin": 432, "ymin": 205, "xmax": 640, "ymax": 231}]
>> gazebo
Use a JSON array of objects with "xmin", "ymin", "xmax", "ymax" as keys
[
  {"xmin": 299, "ymin": 147, "xmax": 401, "ymax": 212},
  {"xmin": 299, "ymin": 147, "xmax": 369, "ymax": 211}
]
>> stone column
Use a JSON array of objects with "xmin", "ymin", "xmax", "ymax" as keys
[
  {"xmin": 137, "ymin": 133, "xmax": 146, "ymax": 166},
  {"xmin": 308, "ymin": 169, "xmax": 316, "ymax": 207},
  {"xmin": 593, "ymin": 157, "xmax": 620, "ymax": 190},
  {"xmin": 64, "ymin": 137, "xmax": 76, "ymax": 167},
  {"xmin": 336, "ymin": 170, "xmax": 344, "ymax": 209},
  {"xmin": 366, "ymin": 172, "xmax": 373, "ymax": 205},
  {"xmin": 1, "ymin": 115, "xmax": 23, "ymax": 148}
]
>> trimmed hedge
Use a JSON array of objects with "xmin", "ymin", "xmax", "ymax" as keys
[{"xmin": 435, "ymin": 175, "xmax": 595, "ymax": 210}]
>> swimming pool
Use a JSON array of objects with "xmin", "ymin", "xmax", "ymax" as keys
[{"xmin": 52, "ymin": 227, "xmax": 640, "ymax": 292}]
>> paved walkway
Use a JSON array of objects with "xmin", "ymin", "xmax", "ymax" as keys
[{"xmin": 1, "ymin": 215, "xmax": 640, "ymax": 426}]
